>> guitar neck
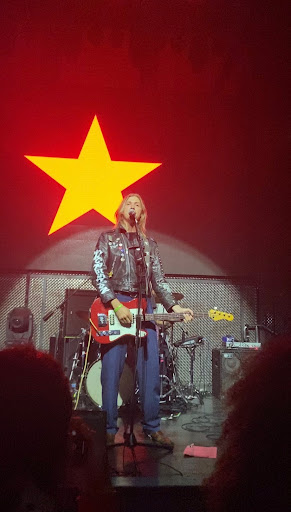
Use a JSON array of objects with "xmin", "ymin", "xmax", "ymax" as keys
[{"xmin": 143, "ymin": 312, "xmax": 208, "ymax": 322}]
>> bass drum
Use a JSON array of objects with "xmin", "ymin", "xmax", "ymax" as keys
[{"xmin": 85, "ymin": 359, "xmax": 134, "ymax": 408}]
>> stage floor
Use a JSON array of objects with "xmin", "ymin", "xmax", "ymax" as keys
[{"xmin": 107, "ymin": 395, "xmax": 226, "ymax": 488}]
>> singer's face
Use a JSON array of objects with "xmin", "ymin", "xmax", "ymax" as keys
[{"xmin": 124, "ymin": 196, "xmax": 142, "ymax": 221}]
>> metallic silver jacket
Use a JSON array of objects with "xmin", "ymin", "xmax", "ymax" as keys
[{"xmin": 92, "ymin": 227, "xmax": 177, "ymax": 311}]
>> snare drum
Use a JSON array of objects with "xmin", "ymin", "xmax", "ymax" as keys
[{"xmin": 85, "ymin": 359, "xmax": 134, "ymax": 408}]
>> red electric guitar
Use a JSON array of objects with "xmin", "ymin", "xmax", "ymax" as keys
[{"xmin": 89, "ymin": 297, "xmax": 234, "ymax": 345}]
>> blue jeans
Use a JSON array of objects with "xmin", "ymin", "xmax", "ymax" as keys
[{"xmin": 100, "ymin": 293, "xmax": 160, "ymax": 434}]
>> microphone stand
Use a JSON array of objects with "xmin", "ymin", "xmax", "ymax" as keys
[
  {"xmin": 108, "ymin": 216, "xmax": 172, "ymax": 474},
  {"xmin": 124, "ymin": 215, "xmax": 150, "ymax": 447}
]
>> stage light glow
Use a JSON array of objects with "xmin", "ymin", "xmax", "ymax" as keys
[{"xmin": 25, "ymin": 116, "xmax": 161, "ymax": 234}]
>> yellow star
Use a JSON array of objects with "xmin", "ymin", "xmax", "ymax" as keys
[{"xmin": 25, "ymin": 116, "xmax": 161, "ymax": 234}]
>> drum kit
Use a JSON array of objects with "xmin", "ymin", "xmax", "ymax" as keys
[
  {"xmin": 69, "ymin": 291, "xmax": 204, "ymax": 411},
  {"xmin": 68, "ymin": 324, "xmax": 135, "ymax": 410},
  {"xmin": 155, "ymin": 295, "xmax": 204, "ymax": 408}
]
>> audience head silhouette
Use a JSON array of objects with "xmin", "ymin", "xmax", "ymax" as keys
[
  {"xmin": 204, "ymin": 334, "xmax": 291, "ymax": 512},
  {"xmin": 0, "ymin": 344, "xmax": 72, "ymax": 510}
]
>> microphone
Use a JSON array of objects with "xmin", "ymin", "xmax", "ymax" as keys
[{"xmin": 128, "ymin": 208, "xmax": 136, "ymax": 219}]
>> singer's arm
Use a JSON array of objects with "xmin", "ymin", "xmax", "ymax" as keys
[
  {"xmin": 172, "ymin": 304, "xmax": 193, "ymax": 323},
  {"xmin": 92, "ymin": 233, "xmax": 115, "ymax": 304},
  {"xmin": 150, "ymin": 241, "xmax": 177, "ymax": 311}
]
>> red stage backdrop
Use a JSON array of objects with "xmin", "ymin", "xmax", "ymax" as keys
[{"xmin": 0, "ymin": 1, "xmax": 289, "ymax": 290}]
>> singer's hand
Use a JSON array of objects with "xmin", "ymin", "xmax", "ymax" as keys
[
  {"xmin": 115, "ymin": 305, "xmax": 133, "ymax": 326},
  {"xmin": 172, "ymin": 305, "xmax": 193, "ymax": 323}
]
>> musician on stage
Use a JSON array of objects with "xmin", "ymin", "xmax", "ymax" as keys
[{"xmin": 92, "ymin": 193, "xmax": 193, "ymax": 448}]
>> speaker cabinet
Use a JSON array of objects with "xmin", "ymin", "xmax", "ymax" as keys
[
  {"xmin": 212, "ymin": 348, "xmax": 259, "ymax": 398},
  {"xmin": 70, "ymin": 409, "xmax": 109, "ymax": 488},
  {"xmin": 64, "ymin": 289, "xmax": 97, "ymax": 337}
]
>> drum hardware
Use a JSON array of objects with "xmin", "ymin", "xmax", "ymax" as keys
[
  {"xmin": 85, "ymin": 359, "xmax": 134, "ymax": 408},
  {"xmin": 69, "ymin": 328, "xmax": 88, "ymax": 381},
  {"xmin": 68, "ymin": 327, "xmax": 134, "ymax": 411},
  {"xmin": 175, "ymin": 334, "xmax": 205, "ymax": 405},
  {"xmin": 69, "ymin": 328, "xmax": 95, "ymax": 410},
  {"xmin": 158, "ymin": 326, "xmax": 190, "ymax": 410},
  {"xmin": 173, "ymin": 335, "xmax": 205, "ymax": 348},
  {"xmin": 159, "ymin": 331, "xmax": 172, "ymax": 403},
  {"xmin": 159, "ymin": 329, "xmax": 205, "ymax": 411},
  {"xmin": 159, "ymin": 364, "xmax": 188, "ymax": 406}
]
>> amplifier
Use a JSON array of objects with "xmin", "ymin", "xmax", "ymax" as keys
[
  {"xmin": 212, "ymin": 347, "xmax": 259, "ymax": 399},
  {"xmin": 64, "ymin": 289, "xmax": 97, "ymax": 337}
]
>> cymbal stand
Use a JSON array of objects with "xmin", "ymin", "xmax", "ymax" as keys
[
  {"xmin": 69, "ymin": 328, "xmax": 87, "ymax": 381},
  {"xmin": 159, "ymin": 324, "xmax": 189, "ymax": 407},
  {"xmin": 159, "ymin": 327, "xmax": 171, "ymax": 402},
  {"xmin": 69, "ymin": 328, "xmax": 92, "ymax": 410},
  {"xmin": 179, "ymin": 339, "xmax": 204, "ymax": 405}
]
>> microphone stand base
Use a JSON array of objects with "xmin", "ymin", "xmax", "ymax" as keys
[{"xmin": 106, "ymin": 432, "xmax": 173, "ymax": 452}]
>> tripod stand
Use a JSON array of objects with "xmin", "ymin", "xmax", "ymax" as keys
[
  {"xmin": 69, "ymin": 328, "xmax": 97, "ymax": 410},
  {"xmin": 158, "ymin": 325, "xmax": 189, "ymax": 408},
  {"xmin": 159, "ymin": 332, "xmax": 205, "ymax": 411},
  {"xmin": 177, "ymin": 338, "xmax": 204, "ymax": 405}
]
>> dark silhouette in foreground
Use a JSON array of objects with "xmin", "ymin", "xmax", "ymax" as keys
[{"xmin": 203, "ymin": 335, "xmax": 291, "ymax": 512}]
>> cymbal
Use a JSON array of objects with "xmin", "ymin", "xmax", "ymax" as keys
[
  {"xmin": 174, "ymin": 336, "xmax": 204, "ymax": 348},
  {"xmin": 76, "ymin": 310, "xmax": 89, "ymax": 322}
]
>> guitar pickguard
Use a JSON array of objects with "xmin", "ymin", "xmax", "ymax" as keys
[{"xmin": 90, "ymin": 305, "xmax": 147, "ymax": 344}]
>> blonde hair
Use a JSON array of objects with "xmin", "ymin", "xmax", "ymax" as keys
[{"xmin": 115, "ymin": 193, "xmax": 147, "ymax": 236}]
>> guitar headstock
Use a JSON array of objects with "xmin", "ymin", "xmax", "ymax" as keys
[{"xmin": 208, "ymin": 309, "xmax": 234, "ymax": 321}]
